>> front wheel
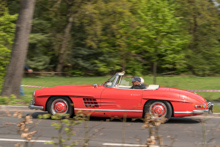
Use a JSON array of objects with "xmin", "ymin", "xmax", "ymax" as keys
[
  {"xmin": 47, "ymin": 97, "xmax": 74, "ymax": 117},
  {"xmin": 144, "ymin": 100, "xmax": 172, "ymax": 122}
]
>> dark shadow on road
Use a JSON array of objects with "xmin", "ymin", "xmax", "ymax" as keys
[
  {"xmin": 31, "ymin": 112, "xmax": 48, "ymax": 119},
  {"xmin": 167, "ymin": 117, "xmax": 201, "ymax": 124},
  {"xmin": 31, "ymin": 112, "xmax": 201, "ymax": 124}
]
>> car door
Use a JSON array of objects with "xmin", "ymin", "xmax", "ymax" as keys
[{"xmin": 100, "ymin": 87, "xmax": 143, "ymax": 114}]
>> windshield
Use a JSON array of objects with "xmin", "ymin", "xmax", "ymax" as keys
[
  {"xmin": 120, "ymin": 77, "xmax": 132, "ymax": 86},
  {"xmin": 103, "ymin": 74, "xmax": 117, "ymax": 87},
  {"xmin": 103, "ymin": 74, "xmax": 133, "ymax": 88}
]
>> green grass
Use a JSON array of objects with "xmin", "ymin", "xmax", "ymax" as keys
[
  {"xmin": 0, "ymin": 75, "xmax": 216, "ymax": 112},
  {"xmin": 21, "ymin": 76, "xmax": 220, "ymax": 108},
  {"xmin": 156, "ymin": 76, "xmax": 220, "ymax": 101},
  {"xmin": 213, "ymin": 105, "xmax": 220, "ymax": 113},
  {"xmin": 22, "ymin": 76, "xmax": 110, "ymax": 98},
  {"xmin": 22, "ymin": 76, "xmax": 220, "ymax": 101}
]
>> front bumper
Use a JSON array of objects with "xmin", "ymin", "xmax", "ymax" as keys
[
  {"xmin": 193, "ymin": 102, "xmax": 214, "ymax": 114},
  {"xmin": 29, "ymin": 104, "xmax": 43, "ymax": 110},
  {"xmin": 29, "ymin": 98, "xmax": 43, "ymax": 110}
]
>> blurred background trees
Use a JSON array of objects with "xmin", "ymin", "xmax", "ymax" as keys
[
  {"xmin": 0, "ymin": 1, "xmax": 17, "ymax": 90},
  {"xmin": 176, "ymin": 0, "xmax": 220, "ymax": 76},
  {"xmin": 2, "ymin": 0, "xmax": 220, "ymax": 77}
]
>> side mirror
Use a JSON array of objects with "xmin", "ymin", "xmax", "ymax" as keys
[{"xmin": 93, "ymin": 84, "xmax": 98, "ymax": 88}]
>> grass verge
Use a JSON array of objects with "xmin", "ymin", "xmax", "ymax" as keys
[
  {"xmin": 22, "ymin": 76, "xmax": 220, "ymax": 101},
  {"xmin": 2, "ymin": 75, "xmax": 220, "ymax": 112}
]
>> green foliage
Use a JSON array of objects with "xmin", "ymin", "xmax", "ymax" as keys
[
  {"xmin": 131, "ymin": 0, "xmax": 190, "ymax": 73},
  {"xmin": 0, "ymin": 94, "xmax": 16, "ymax": 105},
  {"xmin": 69, "ymin": 0, "xmax": 190, "ymax": 75},
  {"xmin": 27, "ymin": 55, "xmax": 52, "ymax": 71},
  {"xmin": 0, "ymin": 3, "xmax": 17, "ymax": 91},
  {"xmin": 5, "ymin": 0, "xmax": 220, "ymax": 76},
  {"xmin": 0, "ymin": 96, "xmax": 8, "ymax": 104},
  {"xmin": 73, "ymin": 0, "xmax": 141, "ymax": 75},
  {"xmin": 176, "ymin": 0, "xmax": 220, "ymax": 76},
  {"xmin": 213, "ymin": 105, "xmax": 220, "ymax": 113}
]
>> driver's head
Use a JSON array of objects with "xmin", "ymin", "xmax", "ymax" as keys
[{"xmin": 131, "ymin": 76, "xmax": 141, "ymax": 85}]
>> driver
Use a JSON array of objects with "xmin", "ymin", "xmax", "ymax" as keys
[{"xmin": 131, "ymin": 76, "xmax": 146, "ymax": 89}]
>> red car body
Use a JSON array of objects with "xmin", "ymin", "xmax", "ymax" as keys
[{"xmin": 29, "ymin": 72, "xmax": 213, "ymax": 120}]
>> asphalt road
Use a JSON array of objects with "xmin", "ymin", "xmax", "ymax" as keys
[{"xmin": 0, "ymin": 110, "xmax": 220, "ymax": 147}]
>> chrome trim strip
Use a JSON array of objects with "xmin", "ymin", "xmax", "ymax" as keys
[
  {"xmin": 29, "ymin": 104, "xmax": 43, "ymax": 110},
  {"xmin": 30, "ymin": 99, "xmax": 34, "ymax": 105},
  {"xmin": 112, "ymin": 75, "xmax": 119, "ymax": 88},
  {"xmin": 84, "ymin": 104, "xmax": 120, "ymax": 106},
  {"xmin": 192, "ymin": 110, "xmax": 205, "ymax": 114},
  {"xmin": 75, "ymin": 108, "xmax": 142, "ymax": 112},
  {"xmin": 32, "ymin": 91, "xmax": 35, "ymax": 105},
  {"xmin": 174, "ymin": 111, "xmax": 206, "ymax": 114},
  {"xmin": 174, "ymin": 111, "xmax": 193, "ymax": 114},
  {"xmin": 83, "ymin": 101, "xmax": 115, "ymax": 103}
]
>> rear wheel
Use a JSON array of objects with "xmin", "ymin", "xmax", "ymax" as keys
[
  {"xmin": 144, "ymin": 100, "xmax": 172, "ymax": 121},
  {"xmin": 47, "ymin": 97, "xmax": 74, "ymax": 117}
]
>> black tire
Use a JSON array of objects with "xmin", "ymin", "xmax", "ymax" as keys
[
  {"xmin": 47, "ymin": 97, "xmax": 74, "ymax": 118},
  {"xmin": 144, "ymin": 100, "xmax": 172, "ymax": 122}
]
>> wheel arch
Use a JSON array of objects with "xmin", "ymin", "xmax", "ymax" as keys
[
  {"xmin": 142, "ymin": 99, "xmax": 174, "ymax": 118},
  {"xmin": 45, "ymin": 96, "xmax": 73, "ymax": 111}
]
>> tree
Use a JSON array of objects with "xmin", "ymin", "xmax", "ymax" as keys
[
  {"xmin": 131, "ymin": 0, "xmax": 189, "ymax": 77},
  {"xmin": 176, "ymin": 0, "xmax": 220, "ymax": 76},
  {"xmin": 67, "ymin": 0, "xmax": 189, "ymax": 76},
  {"xmin": 73, "ymin": 0, "xmax": 139, "ymax": 75},
  {"xmin": 33, "ymin": 0, "xmax": 90, "ymax": 74},
  {"xmin": 55, "ymin": 0, "xmax": 84, "ymax": 74},
  {"xmin": 8, "ymin": 0, "xmax": 220, "ymax": 77},
  {"xmin": 1, "ymin": 0, "xmax": 35, "ymax": 97}
]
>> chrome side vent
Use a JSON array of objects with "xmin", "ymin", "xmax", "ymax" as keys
[{"xmin": 83, "ymin": 98, "xmax": 99, "ymax": 108}]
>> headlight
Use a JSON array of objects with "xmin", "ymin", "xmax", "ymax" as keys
[{"xmin": 195, "ymin": 104, "xmax": 206, "ymax": 108}]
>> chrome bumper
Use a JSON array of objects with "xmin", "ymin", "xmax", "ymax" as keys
[
  {"xmin": 29, "ymin": 98, "xmax": 44, "ymax": 110},
  {"xmin": 193, "ymin": 102, "xmax": 214, "ymax": 114},
  {"xmin": 29, "ymin": 104, "xmax": 43, "ymax": 110}
]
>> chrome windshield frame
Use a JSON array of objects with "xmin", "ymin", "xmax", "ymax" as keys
[{"xmin": 103, "ymin": 71, "xmax": 125, "ymax": 88}]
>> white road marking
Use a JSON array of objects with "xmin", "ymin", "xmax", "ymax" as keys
[
  {"xmin": 103, "ymin": 143, "xmax": 147, "ymax": 146},
  {"xmin": 0, "ymin": 138, "xmax": 51, "ymax": 143}
]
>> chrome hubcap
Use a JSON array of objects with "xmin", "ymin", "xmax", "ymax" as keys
[
  {"xmin": 51, "ymin": 99, "xmax": 68, "ymax": 115},
  {"xmin": 149, "ymin": 102, "xmax": 167, "ymax": 118}
]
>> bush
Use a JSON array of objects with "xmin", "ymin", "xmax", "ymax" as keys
[
  {"xmin": 0, "ymin": 96, "xmax": 8, "ymax": 105},
  {"xmin": 0, "ymin": 94, "xmax": 16, "ymax": 105}
]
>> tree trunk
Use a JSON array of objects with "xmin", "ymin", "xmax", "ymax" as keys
[
  {"xmin": 56, "ymin": 14, "xmax": 74, "ymax": 74},
  {"xmin": 189, "ymin": 15, "xmax": 198, "ymax": 51},
  {"xmin": 153, "ymin": 61, "xmax": 157, "ymax": 84},
  {"xmin": 1, "ymin": 0, "xmax": 35, "ymax": 98},
  {"xmin": 121, "ymin": 52, "xmax": 126, "ymax": 72}
]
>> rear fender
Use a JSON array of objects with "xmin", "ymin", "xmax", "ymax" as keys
[{"xmin": 142, "ymin": 99, "xmax": 174, "ymax": 118}]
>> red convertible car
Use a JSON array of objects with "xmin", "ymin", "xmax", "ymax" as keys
[{"xmin": 29, "ymin": 72, "xmax": 213, "ymax": 121}]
